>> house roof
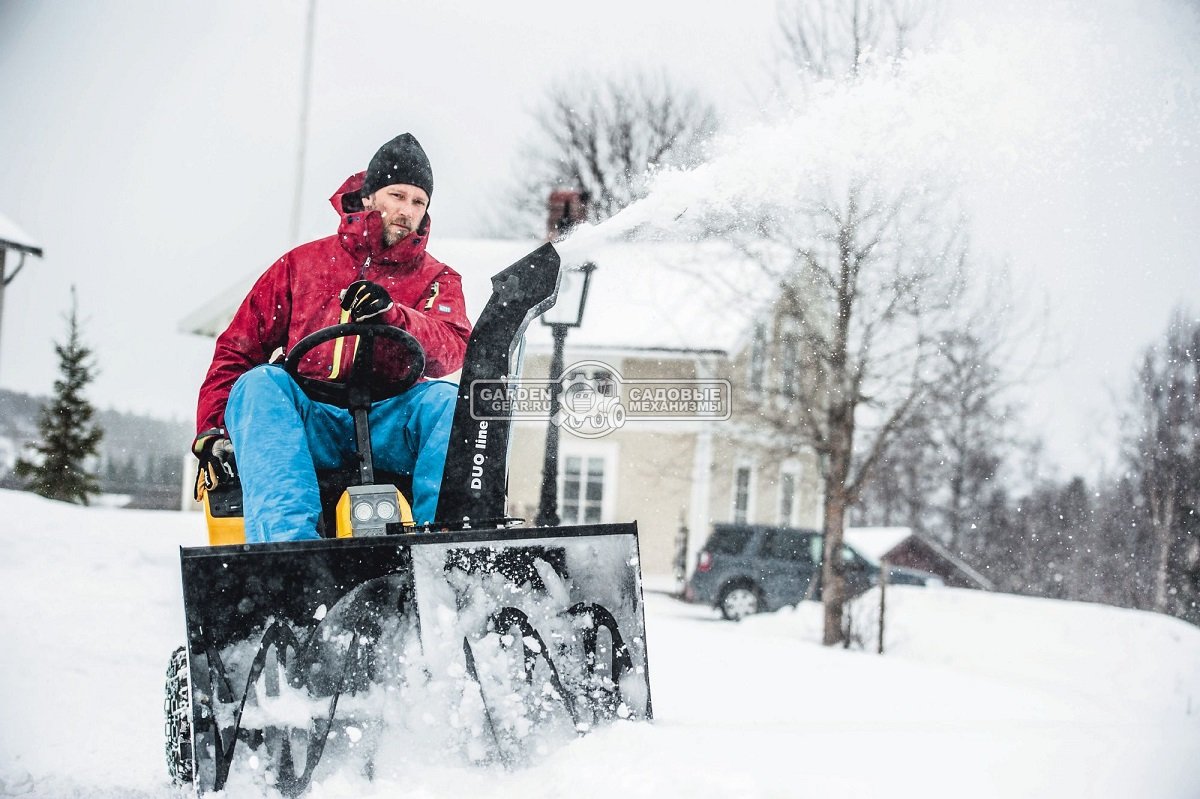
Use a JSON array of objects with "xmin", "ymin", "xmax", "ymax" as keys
[
  {"xmin": 845, "ymin": 525, "xmax": 995, "ymax": 591},
  {"xmin": 0, "ymin": 212, "xmax": 42, "ymax": 257},
  {"xmin": 520, "ymin": 237, "xmax": 768, "ymax": 356},
  {"xmin": 179, "ymin": 236, "xmax": 770, "ymax": 357},
  {"xmin": 913, "ymin": 534, "xmax": 996, "ymax": 591},
  {"xmin": 844, "ymin": 527, "xmax": 914, "ymax": 565}
]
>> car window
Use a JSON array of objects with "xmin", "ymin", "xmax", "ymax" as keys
[
  {"xmin": 759, "ymin": 530, "xmax": 816, "ymax": 562},
  {"xmin": 707, "ymin": 527, "xmax": 753, "ymax": 555},
  {"xmin": 809, "ymin": 536, "xmax": 868, "ymax": 568}
]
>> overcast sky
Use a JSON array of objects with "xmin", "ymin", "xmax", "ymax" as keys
[{"xmin": 1, "ymin": 0, "xmax": 1198, "ymax": 479}]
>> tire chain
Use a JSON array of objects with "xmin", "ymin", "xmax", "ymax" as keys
[{"xmin": 163, "ymin": 646, "xmax": 194, "ymax": 785}]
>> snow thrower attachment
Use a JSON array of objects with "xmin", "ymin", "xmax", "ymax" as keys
[
  {"xmin": 177, "ymin": 526, "xmax": 649, "ymax": 794},
  {"xmin": 170, "ymin": 243, "xmax": 653, "ymax": 795}
]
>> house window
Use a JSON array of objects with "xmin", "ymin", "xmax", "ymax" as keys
[
  {"xmin": 562, "ymin": 455, "xmax": 605, "ymax": 525},
  {"xmin": 780, "ymin": 335, "xmax": 799, "ymax": 400},
  {"xmin": 779, "ymin": 471, "xmax": 796, "ymax": 526},
  {"xmin": 592, "ymin": 369, "xmax": 617, "ymax": 398},
  {"xmin": 733, "ymin": 466, "xmax": 752, "ymax": 524},
  {"xmin": 749, "ymin": 324, "xmax": 766, "ymax": 393}
]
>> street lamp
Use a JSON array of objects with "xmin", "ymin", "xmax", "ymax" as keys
[
  {"xmin": 535, "ymin": 262, "xmax": 596, "ymax": 527},
  {"xmin": 0, "ymin": 212, "xmax": 44, "ymax": 380}
]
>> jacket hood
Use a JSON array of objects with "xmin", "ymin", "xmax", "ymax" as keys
[{"xmin": 330, "ymin": 172, "xmax": 431, "ymax": 267}]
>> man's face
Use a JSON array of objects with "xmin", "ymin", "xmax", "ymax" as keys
[{"xmin": 362, "ymin": 183, "xmax": 429, "ymax": 247}]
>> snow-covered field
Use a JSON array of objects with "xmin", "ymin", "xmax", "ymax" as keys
[{"xmin": 1, "ymin": 488, "xmax": 1198, "ymax": 798}]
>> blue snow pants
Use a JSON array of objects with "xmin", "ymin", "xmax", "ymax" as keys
[{"xmin": 224, "ymin": 364, "xmax": 457, "ymax": 542}]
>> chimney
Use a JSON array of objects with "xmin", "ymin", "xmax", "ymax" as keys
[{"xmin": 546, "ymin": 189, "xmax": 588, "ymax": 242}]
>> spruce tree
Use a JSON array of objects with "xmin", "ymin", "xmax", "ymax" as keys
[{"xmin": 14, "ymin": 289, "xmax": 104, "ymax": 504}]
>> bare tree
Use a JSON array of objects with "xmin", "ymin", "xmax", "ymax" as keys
[
  {"xmin": 849, "ymin": 411, "xmax": 939, "ymax": 532},
  {"xmin": 775, "ymin": 0, "xmax": 934, "ymax": 85},
  {"xmin": 735, "ymin": 0, "xmax": 967, "ymax": 645},
  {"xmin": 1123, "ymin": 308, "xmax": 1200, "ymax": 620},
  {"xmin": 969, "ymin": 309, "xmax": 1200, "ymax": 618},
  {"xmin": 931, "ymin": 330, "xmax": 1012, "ymax": 550},
  {"xmin": 852, "ymin": 322, "xmax": 1022, "ymax": 557},
  {"xmin": 494, "ymin": 70, "xmax": 719, "ymax": 235},
  {"xmin": 713, "ymin": 177, "xmax": 969, "ymax": 645}
]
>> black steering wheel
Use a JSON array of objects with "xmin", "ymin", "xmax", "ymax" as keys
[{"xmin": 282, "ymin": 322, "xmax": 425, "ymax": 409}]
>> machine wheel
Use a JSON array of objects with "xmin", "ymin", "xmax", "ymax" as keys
[
  {"xmin": 718, "ymin": 583, "xmax": 762, "ymax": 621},
  {"xmin": 164, "ymin": 646, "xmax": 194, "ymax": 785}
]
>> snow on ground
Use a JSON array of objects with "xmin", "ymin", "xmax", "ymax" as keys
[{"xmin": 1, "ymin": 487, "xmax": 1198, "ymax": 798}]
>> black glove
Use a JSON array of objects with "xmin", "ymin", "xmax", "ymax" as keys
[
  {"xmin": 340, "ymin": 280, "xmax": 394, "ymax": 323},
  {"xmin": 192, "ymin": 428, "xmax": 237, "ymax": 495}
]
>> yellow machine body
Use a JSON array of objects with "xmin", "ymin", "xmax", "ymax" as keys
[
  {"xmin": 334, "ymin": 485, "xmax": 415, "ymax": 537},
  {"xmin": 203, "ymin": 496, "xmax": 247, "ymax": 546},
  {"xmin": 201, "ymin": 483, "xmax": 413, "ymax": 545}
]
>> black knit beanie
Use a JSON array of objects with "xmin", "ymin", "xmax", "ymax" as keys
[{"xmin": 362, "ymin": 133, "xmax": 433, "ymax": 200}]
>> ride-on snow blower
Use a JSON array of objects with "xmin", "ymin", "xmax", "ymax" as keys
[{"xmin": 165, "ymin": 244, "xmax": 652, "ymax": 796}]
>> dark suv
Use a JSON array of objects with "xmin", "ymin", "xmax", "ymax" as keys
[{"xmin": 683, "ymin": 523, "xmax": 936, "ymax": 620}]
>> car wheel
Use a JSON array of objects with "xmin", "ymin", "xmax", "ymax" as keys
[{"xmin": 719, "ymin": 585, "xmax": 761, "ymax": 621}]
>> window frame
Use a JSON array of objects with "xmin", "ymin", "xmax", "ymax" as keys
[
  {"xmin": 779, "ymin": 469, "xmax": 797, "ymax": 527},
  {"xmin": 557, "ymin": 441, "xmax": 619, "ymax": 525},
  {"xmin": 732, "ymin": 463, "xmax": 754, "ymax": 525}
]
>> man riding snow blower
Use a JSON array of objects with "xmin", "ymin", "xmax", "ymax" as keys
[
  {"xmin": 192, "ymin": 133, "xmax": 468, "ymax": 540},
  {"xmin": 168, "ymin": 134, "xmax": 652, "ymax": 796}
]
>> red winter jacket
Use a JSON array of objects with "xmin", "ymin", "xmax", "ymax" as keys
[{"xmin": 195, "ymin": 172, "xmax": 472, "ymax": 433}]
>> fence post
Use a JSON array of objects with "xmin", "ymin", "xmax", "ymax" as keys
[
  {"xmin": 673, "ymin": 514, "xmax": 689, "ymax": 598},
  {"xmin": 878, "ymin": 558, "xmax": 888, "ymax": 655}
]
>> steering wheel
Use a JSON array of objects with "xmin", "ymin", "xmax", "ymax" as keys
[{"xmin": 282, "ymin": 322, "xmax": 426, "ymax": 408}]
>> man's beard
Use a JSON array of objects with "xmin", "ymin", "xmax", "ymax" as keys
[{"xmin": 382, "ymin": 225, "xmax": 410, "ymax": 247}]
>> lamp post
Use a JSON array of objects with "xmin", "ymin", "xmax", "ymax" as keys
[
  {"xmin": 0, "ymin": 215, "xmax": 44, "ymax": 381},
  {"xmin": 535, "ymin": 262, "xmax": 596, "ymax": 527}
]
